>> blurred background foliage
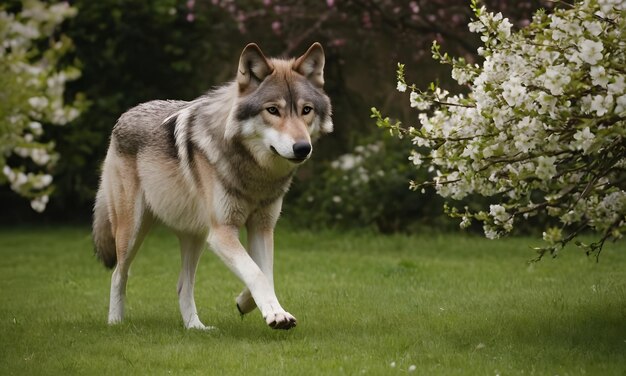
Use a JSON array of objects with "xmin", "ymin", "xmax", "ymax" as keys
[{"xmin": 1, "ymin": 0, "xmax": 553, "ymax": 231}]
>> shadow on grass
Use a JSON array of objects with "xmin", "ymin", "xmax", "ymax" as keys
[
  {"xmin": 48, "ymin": 308, "xmax": 302, "ymax": 345},
  {"xmin": 446, "ymin": 299, "xmax": 626, "ymax": 357}
]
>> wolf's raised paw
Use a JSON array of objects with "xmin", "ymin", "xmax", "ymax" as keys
[
  {"xmin": 236, "ymin": 292, "xmax": 257, "ymax": 315},
  {"xmin": 265, "ymin": 311, "xmax": 297, "ymax": 330}
]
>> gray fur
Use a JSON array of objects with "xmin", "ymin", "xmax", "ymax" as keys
[{"xmin": 113, "ymin": 100, "xmax": 187, "ymax": 156}]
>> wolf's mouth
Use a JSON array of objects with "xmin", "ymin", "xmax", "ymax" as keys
[{"xmin": 270, "ymin": 146, "xmax": 307, "ymax": 164}]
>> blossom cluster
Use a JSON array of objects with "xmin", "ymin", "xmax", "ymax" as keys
[
  {"xmin": 330, "ymin": 142, "xmax": 385, "ymax": 185},
  {"xmin": 291, "ymin": 134, "xmax": 418, "ymax": 231},
  {"xmin": 0, "ymin": 1, "xmax": 84, "ymax": 212},
  {"xmin": 320, "ymin": 141, "xmax": 387, "ymax": 219},
  {"xmin": 377, "ymin": 0, "xmax": 625, "ymax": 258}
]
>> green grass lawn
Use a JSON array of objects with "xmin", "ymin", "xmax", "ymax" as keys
[{"xmin": 0, "ymin": 226, "xmax": 624, "ymax": 375}]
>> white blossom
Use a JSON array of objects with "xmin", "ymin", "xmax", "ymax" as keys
[
  {"xmin": 451, "ymin": 66, "xmax": 472, "ymax": 85},
  {"xmin": 410, "ymin": 91, "xmax": 431, "ymax": 110},
  {"xmin": 27, "ymin": 96, "xmax": 49, "ymax": 110},
  {"xmin": 549, "ymin": 16, "xmax": 566, "ymax": 31},
  {"xmin": 542, "ymin": 227, "xmax": 562, "ymax": 244},
  {"xmin": 590, "ymin": 66, "xmax": 609, "ymax": 87},
  {"xmin": 484, "ymin": 224, "xmax": 499, "ymax": 240},
  {"xmin": 497, "ymin": 18, "xmax": 512, "ymax": 37},
  {"xmin": 572, "ymin": 127, "xmax": 595, "ymax": 154},
  {"xmin": 540, "ymin": 64, "xmax": 571, "ymax": 95},
  {"xmin": 501, "ymin": 76, "xmax": 527, "ymax": 107},
  {"xmin": 28, "ymin": 121, "xmax": 43, "ymax": 135},
  {"xmin": 489, "ymin": 204, "xmax": 508, "ymax": 223},
  {"xmin": 607, "ymin": 75, "xmax": 625, "ymax": 95},
  {"xmin": 589, "ymin": 94, "xmax": 613, "ymax": 116},
  {"xmin": 408, "ymin": 151, "xmax": 423, "ymax": 167},
  {"xmin": 583, "ymin": 20, "xmax": 603, "ymax": 36},
  {"xmin": 460, "ymin": 215, "xmax": 472, "ymax": 229},
  {"xmin": 578, "ymin": 39, "xmax": 603, "ymax": 65},
  {"xmin": 30, "ymin": 195, "xmax": 49, "ymax": 213},
  {"xmin": 536, "ymin": 156, "xmax": 557, "ymax": 181},
  {"xmin": 468, "ymin": 20, "xmax": 485, "ymax": 33},
  {"xmin": 615, "ymin": 94, "xmax": 626, "ymax": 114},
  {"xmin": 332, "ymin": 154, "xmax": 357, "ymax": 170}
]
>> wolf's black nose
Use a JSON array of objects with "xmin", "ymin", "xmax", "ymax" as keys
[{"xmin": 292, "ymin": 142, "xmax": 312, "ymax": 159}]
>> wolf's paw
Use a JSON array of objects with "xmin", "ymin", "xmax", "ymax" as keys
[
  {"xmin": 265, "ymin": 311, "xmax": 297, "ymax": 330},
  {"xmin": 187, "ymin": 322, "xmax": 218, "ymax": 331},
  {"xmin": 107, "ymin": 315, "xmax": 123, "ymax": 326},
  {"xmin": 185, "ymin": 317, "xmax": 216, "ymax": 331}
]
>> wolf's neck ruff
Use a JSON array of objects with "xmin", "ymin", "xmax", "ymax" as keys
[{"xmin": 161, "ymin": 85, "xmax": 298, "ymax": 199}]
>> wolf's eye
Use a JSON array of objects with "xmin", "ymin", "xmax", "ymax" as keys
[
  {"xmin": 266, "ymin": 106, "xmax": 280, "ymax": 116},
  {"xmin": 302, "ymin": 106, "xmax": 313, "ymax": 115}
]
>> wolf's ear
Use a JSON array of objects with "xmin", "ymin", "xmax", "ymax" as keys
[
  {"xmin": 294, "ymin": 42, "xmax": 325, "ymax": 88},
  {"xmin": 237, "ymin": 43, "xmax": 273, "ymax": 91}
]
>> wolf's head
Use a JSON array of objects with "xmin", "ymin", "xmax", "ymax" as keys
[{"xmin": 227, "ymin": 43, "xmax": 333, "ymax": 168}]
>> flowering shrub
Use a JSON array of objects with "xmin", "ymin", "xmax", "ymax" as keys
[
  {"xmin": 373, "ymin": 0, "xmax": 625, "ymax": 259},
  {"xmin": 287, "ymin": 135, "xmax": 441, "ymax": 232},
  {"xmin": 0, "ymin": 1, "xmax": 84, "ymax": 212}
]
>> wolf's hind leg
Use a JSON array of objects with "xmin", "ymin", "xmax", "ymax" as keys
[
  {"xmin": 108, "ymin": 199, "xmax": 151, "ymax": 325},
  {"xmin": 177, "ymin": 233, "xmax": 212, "ymax": 330},
  {"xmin": 107, "ymin": 159, "xmax": 152, "ymax": 325},
  {"xmin": 108, "ymin": 206, "xmax": 151, "ymax": 324}
]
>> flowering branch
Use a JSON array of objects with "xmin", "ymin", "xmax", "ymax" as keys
[
  {"xmin": 0, "ymin": 1, "xmax": 85, "ymax": 212},
  {"xmin": 374, "ymin": 0, "xmax": 625, "ymax": 259}
]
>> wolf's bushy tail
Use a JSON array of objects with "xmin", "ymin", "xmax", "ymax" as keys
[{"xmin": 93, "ymin": 186, "xmax": 116, "ymax": 269}]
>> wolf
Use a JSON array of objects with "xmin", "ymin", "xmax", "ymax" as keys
[{"xmin": 92, "ymin": 43, "xmax": 332, "ymax": 330}]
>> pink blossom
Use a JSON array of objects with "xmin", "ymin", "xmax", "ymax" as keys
[{"xmin": 272, "ymin": 21, "xmax": 281, "ymax": 35}]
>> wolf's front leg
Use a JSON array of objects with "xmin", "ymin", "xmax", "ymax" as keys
[
  {"xmin": 177, "ymin": 233, "xmax": 212, "ymax": 330},
  {"xmin": 235, "ymin": 225, "xmax": 275, "ymax": 315},
  {"xmin": 209, "ymin": 225, "xmax": 296, "ymax": 329}
]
